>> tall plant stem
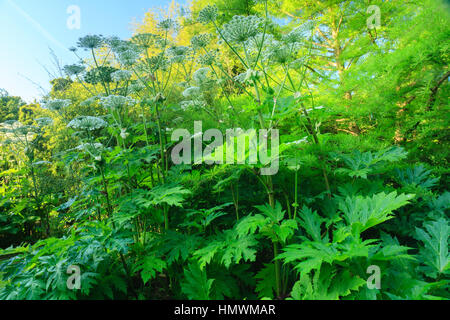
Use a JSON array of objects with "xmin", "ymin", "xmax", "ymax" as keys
[
  {"xmin": 99, "ymin": 164, "xmax": 137, "ymax": 298},
  {"xmin": 301, "ymin": 104, "xmax": 331, "ymax": 197},
  {"xmin": 273, "ymin": 241, "xmax": 281, "ymax": 298}
]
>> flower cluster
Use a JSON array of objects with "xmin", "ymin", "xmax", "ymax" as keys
[
  {"xmin": 83, "ymin": 66, "xmax": 118, "ymax": 84},
  {"xmin": 197, "ymin": 5, "xmax": 218, "ymax": 24},
  {"xmin": 117, "ymin": 47, "xmax": 141, "ymax": 67},
  {"xmin": 182, "ymin": 86, "xmax": 202, "ymax": 100},
  {"xmin": 63, "ymin": 64, "xmax": 85, "ymax": 76},
  {"xmin": 168, "ymin": 46, "xmax": 191, "ymax": 63},
  {"xmin": 43, "ymin": 99, "xmax": 71, "ymax": 111},
  {"xmin": 193, "ymin": 68, "xmax": 212, "ymax": 86},
  {"xmin": 77, "ymin": 35, "xmax": 104, "ymax": 50},
  {"xmin": 245, "ymin": 33, "xmax": 275, "ymax": 54},
  {"xmin": 100, "ymin": 95, "xmax": 135, "ymax": 109},
  {"xmin": 180, "ymin": 99, "xmax": 206, "ymax": 110},
  {"xmin": 111, "ymin": 70, "xmax": 132, "ymax": 82},
  {"xmin": 157, "ymin": 18, "xmax": 177, "ymax": 31},
  {"xmin": 282, "ymin": 27, "xmax": 306, "ymax": 44},
  {"xmin": 144, "ymin": 54, "xmax": 169, "ymax": 72},
  {"xmin": 67, "ymin": 116, "xmax": 108, "ymax": 131},
  {"xmin": 180, "ymin": 85, "xmax": 207, "ymax": 110},
  {"xmin": 131, "ymin": 33, "xmax": 158, "ymax": 49},
  {"xmin": 197, "ymin": 52, "xmax": 216, "ymax": 66},
  {"xmin": 110, "ymin": 40, "xmax": 141, "ymax": 67},
  {"xmin": 221, "ymin": 15, "xmax": 261, "ymax": 43},
  {"xmin": 190, "ymin": 33, "xmax": 211, "ymax": 49},
  {"xmin": 128, "ymin": 81, "xmax": 146, "ymax": 94},
  {"xmin": 264, "ymin": 43, "xmax": 294, "ymax": 64}
]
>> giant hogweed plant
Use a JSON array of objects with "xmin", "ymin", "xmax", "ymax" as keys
[{"xmin": 193, "ymin": 2, "xmax": 337, "ymax": 297}]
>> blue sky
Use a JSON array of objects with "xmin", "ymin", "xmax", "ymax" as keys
[{"xmin": 0, "ymin": 0, "xmax": 182, "ymax": 102}]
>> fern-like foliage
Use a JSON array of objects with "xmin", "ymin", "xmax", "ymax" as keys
[
  {"xmin": 415, "ymin": 218, "xmax": 449, "ymax": 279},
  {"xmin": 394, "ymin": 165, "xmax": 439, "ymax": 190},
  {"xmin": 339, "ymin": 191, "xmax": 414, "ymax": 235},
  {"xmin": 132, "ymin": 255, "xmax": 166, "ymax": 285},
  {"xmin": 181, "ymin": 263, "xmax": 214, "ymax": 300},
  {"xmin": 289, "ymin": 264, "xmax": 366, "ymax": 300},
  {"xmin": 236, "ymin": 202, "xmax": 298, "ymax": 243},
  {"xmin": 332, "ymin": 147, "xmax": 407, "ymax": 179}
]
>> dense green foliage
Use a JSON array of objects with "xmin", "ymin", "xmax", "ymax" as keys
[{"xmin": 0, "ymin": 0, "xmax": 448, "ymax": 300}]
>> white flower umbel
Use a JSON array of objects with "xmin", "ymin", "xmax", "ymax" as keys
[
  {"xmin": 157, "ymin": 18, "xmax": 177, "ymax": 31},
  {"xmin": 245, "ymin": 33, "xmax": 275, "ymax": 55},
  {"xmin": 190, "ymin": 33, "xmax": 212, "ymax": 49},
  {"xmin": 43, "ymin": 99, "xmax": 71, "ymax": 111},
  {"xmin": 111, "ymin": 70, "xmax": 132, "ymax": 82},
  {"xmin": 197, "ymin": 52, "xmax": 215, "ymax": 66},
  {"xmin": 168, "ymin": 46, "xmax": 191, "ymax": 63},
  {"xmin": 221, "ymin": 15, "xmax": 262, "ymax": 43},
  {"xmin": 198, "ymin": 5, "xmax": 218, "ymax": 24},
  {"xmin": 282, "ymin": 27, "xmax": 307, "ymax": 45},
  {"xmin": 77, "ymin": 34, "xmax": 104, "ymax": 50},
  {"xmin": 180, "ymin": 99, "xmax": 206, "ymax": 110},
  {"xmin": 117, "ymin": 48, "xmax": 141, "ymax": 67},
  {"xmin": 63, "ymin": 64, "xmax": 85, "ymax": 76},
  {"xmin": 182, "ymin": 87, "xmax": 203, "ymax": 100},
  {"xmin": 67, "ymin": 116, "xmax": 108, "ymax": 131},
  {"xmin": 262, "ymin": 38, "xmax": 300, "ymax": 64},
  {"xmin": 131, "ymin": 33, "xmax": 157, "ymax": 49},
  {"xmin": 193, "ymin": 68, "xmax": 212, "ymax": 85},
  {"xmin": 100, "ymin": 95, "xmax": 135, "ymax": 109},
  {"xmin": 128, "ymin": 81, "xmax": 146, "ymax": 94}
]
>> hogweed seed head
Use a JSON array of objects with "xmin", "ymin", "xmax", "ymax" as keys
[
  {"xmin": 190, "ymin": 33, "xmax": 212, "ymax": 49},
  {"xmin": 198, "ymin": 5, "xmax": 218, "ymax": 24},
  {"xmin": 197, "ymin": 52, "xmax": 216, "ymax": 66},
  {"xmin": 63, "ymin": 64, "xmax": 85, "ymax": 76},
  {"xmin": 131, "ymin": 33, "xmax": 158, "ymax": 48},
  {"xmin": 117, "ymin": 47, "xmax": 141, "ymax": 66},
  {"xmin": 157, "ymin": 18, "xmax": 177, "ymax": 31},
  {"xmin": 168, "ymin": 46, "xmax": 191, "ymax": 63},
  {"xmin": 77, "ymin": 35, "xmax": 104, "ymax": 50}
]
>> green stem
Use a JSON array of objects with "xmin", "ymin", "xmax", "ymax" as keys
[{"xmin": 273, "ymin": 241, "xmax": 281, "ymax": 298}]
